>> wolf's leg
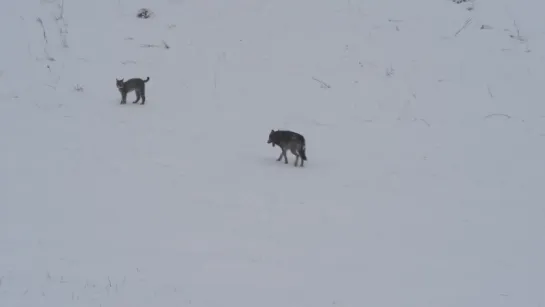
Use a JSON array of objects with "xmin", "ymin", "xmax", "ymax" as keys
[
  {"xmin": 282, "ymin": 149, "xmax": 288, "ymax": 164},
  {"xmin": 290, "ymin": 147, "xmax": 300, "ymax": 166},
  {"xmin": 295, "ymin": 145, "xmax": 305, "ymax": 167},
  {"xmin": 276, "ymin": 151, "xmax": 283, "ymax": 161},
  {"xmin": 141, "ymin": 88, "xmax": 146, "ymax": 104}
]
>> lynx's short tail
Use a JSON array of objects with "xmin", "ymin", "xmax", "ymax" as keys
[{"xmin": 144, "ymin": 77, "xmax": 150, "ymax": 82}]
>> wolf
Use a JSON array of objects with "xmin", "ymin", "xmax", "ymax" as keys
[
  {"xmin": 116, "ymin": 76, "xmax": 150, "ymax": 104},
  {"xmin": 267, "ymin": 129, "xmax": 307, "ymax": 167}
]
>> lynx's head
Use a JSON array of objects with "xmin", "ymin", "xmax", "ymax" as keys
[{"xmin": 116, "ymin": 78, "xmax": 125, "ymax": 90}]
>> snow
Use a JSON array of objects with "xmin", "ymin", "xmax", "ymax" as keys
[{"xmin": 1, "ymin": 0, "xmax": 545, "ymax": 306}]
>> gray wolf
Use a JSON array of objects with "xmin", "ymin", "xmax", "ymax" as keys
[
  {"xmin": 267, "ymin": 129, "xmax": 307, "ymax": 167},
  {"xmin": 116, "ymin": 77, "xmax": 150, "ymax": 104}
]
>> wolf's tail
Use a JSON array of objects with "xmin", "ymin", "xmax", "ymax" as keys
[
  {"xmin": 144, "ymin": 77, "xmax": 150, "ymax": 82},
  {"xmin": 300, "ymin": 143, "xmax": 307, "ymax": 161}
]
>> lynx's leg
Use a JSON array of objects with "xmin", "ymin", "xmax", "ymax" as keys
[
  {"xmin": 133, "ymin": 90, "xmax": 141, "ymax": 104},
  {"xmin": 120, "ymin": 92, "xmax": 127, "ymax": 104}
]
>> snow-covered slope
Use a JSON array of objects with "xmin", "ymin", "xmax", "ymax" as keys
[{"xmin": 1, "ymin": 0, "xmax": 545, "ymax": 306}]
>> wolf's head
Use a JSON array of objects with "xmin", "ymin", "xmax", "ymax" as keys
[
  {"xmin": 116, "ymin": 78, "xmax": 125, "ymax": 90},
  {"xmin": 267, "ymin": 129, "xmax": 277, "ymax": 147}
]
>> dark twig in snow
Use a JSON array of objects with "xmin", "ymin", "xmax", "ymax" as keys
[
  {"xmin": 56, "ymin": 0, "xmax": 65, "ymax": 21},
  {"xmin": 312, "ymin": 77, "xmax": 331, "ymax": 89},
  {"xmin": 55, "ymin": 0, "xmax": 69, "ymax": 48},
  {"xmin": 140, "ymin": 42, "xmax": 170, "ymax": 49},
  {"xmin": 509, "ymin": 20, "xmax": 530, "ymax": 52},
  {"xmin": 454, "ymin": 17, "xmax": 472, "ymax": 37},
  {"xmin": 510, "ymin": 20, "xmax": 525, "ymax": 42},
  {"xmin": 137, "ymin": 8, "xmax": 154, "ymax": 19},
  {"xmin": 485, "ymin": 113, "xmax": 511, "ymax": 119},
  {"xmin": 385, "ymin": 66, "xmax": 395, "ymax": 77},
  {"xmin": 36, "ymin": 18, "xmax": 55, "ymax": 61},
  {"xmin": 37, "ymin": 18, "xmax": 48, "ymax": 44},
  {"xmin": 421, "ymin": 119, "xmax": 430, "ymax": 127}
]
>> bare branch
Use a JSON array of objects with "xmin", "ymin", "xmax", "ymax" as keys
[
  {"xmin": 487, "ymin": 85, "xmax": 494, "ymax": 98},
  {"xmin": 140, "ymin": 43, "xmax": 161, "ymax": 48},
  {"xmin": 454, "ymin": 17, "xmax": 472, "ymax": 37},
  {"xmin": 419, "ymin": 119, "xmax": 431, "ymax": 127},
  {"xmin": 36, "ymin": 18, "xmax": 55, "ymax": 61},
  {"xmin": 312, "ymin": 77, "xmax": 331, "ymax": 89},
  {"xmin": 385, "ymin": 66, "xmax": 395, "ymax": 77},
  {"xmin": 485, "ymin": 113, "xmax": 511, "ymax": 119},
  {"xmin": 36, "ymin": 18, "xmax": 48, "ymax": 44}
]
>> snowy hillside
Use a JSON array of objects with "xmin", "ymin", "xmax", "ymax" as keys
[{"xmin": 1, "ymin": 0, "xmax": 545, "ymax": 306}]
